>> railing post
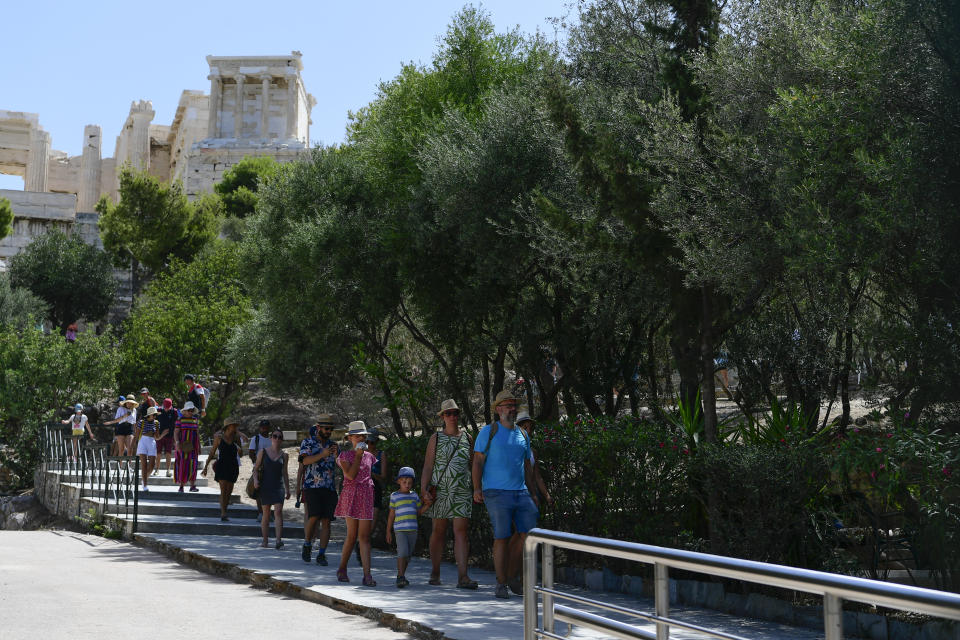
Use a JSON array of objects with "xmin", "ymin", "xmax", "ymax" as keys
[
  {"xmin": 543, "ymin": 543, "xmax": 555, "ymax": 634},
  {"xmin": 524, "ymin": 537, "xmax": 538, "ymax": 640},
  {"xmin": 77, "ymin": 447, "xmax": 85, "ymax": 517},
  {"xmin": 824, "ymin": 593, "xmax": 843, "ymax": 640},
  {"xmin": 655, "ymin": 562, "xmax": 670, "ymax": 640},
  {"xmin": 132, "ymin": 456, "xmax": 139, "ymax": 534}
]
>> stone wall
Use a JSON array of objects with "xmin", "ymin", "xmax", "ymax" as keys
[
  {"xmin": 0, "ymin": 189, "xmax": 77, "ymax": 262},
  {"xmin": 183, "ymin": 144, "xmax": 305, "ymax": 198}
]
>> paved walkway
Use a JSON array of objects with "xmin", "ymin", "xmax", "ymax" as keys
[
  {"xmin": 0, "ymin": 530, "xmax": 413, "ymax": 640},
  {"xmin": 137, "ymin": 531, "xmax": 827, "ymax": 639}
]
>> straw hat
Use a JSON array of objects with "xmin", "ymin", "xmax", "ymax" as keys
[
  {"xmin": 122, "ymin": 394, "xmax": 140, "ymax": 408},
  {"xmin": 490, "ymin": 389, "xmax": 518, "ymax": 415},
  {"xmin": 145, "ymin": 406, "xmax": 159, "ymax": 416},
  {"xmin": 223, "ymin": 416, "xmax": 240, "ymax": 428},
  {"xmin": 437, "ymin": 399, "xmax": 460, "ymax": 417},
  {"xmin": 346, "ymin": 421, "xmax": 370, "ymax": 436},
  {"xmin": 315, "ymin": 413, "xmax": 338, "ymax": 426},
  {"xmin": 516, "ymin": 410, "xmax": 533, "ymax": 425}
]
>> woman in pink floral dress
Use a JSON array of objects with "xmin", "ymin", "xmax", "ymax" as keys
[{"xmin": 335, "ymin": 421, "xmax": 377, "ymax": 586}]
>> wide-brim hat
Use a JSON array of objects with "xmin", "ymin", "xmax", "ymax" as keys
[
  {"xmin": 346, "ymin": 420, "xmax": 370, "ymax": 436},
  {"xmin": 145, "ymin": 406, "xmax": 159, "ymax": 416},
  {"xmin": 490, "ymin": 389, "xmax": 518, "ymax": 414},
  {"xmin": 122, "ymin": 394, "xmax": 140, "ymax": 408},
  {"xmin": 315, "ymin": 413, "xmax": 338, "ymax": 426},
  {"xmin": 516, "ymin": 410, "xmax": 533, "ymax": 424},
  {"xmin": 437, "ymin": 398, "xmax": 459, "ymax": 417},
  {"xmin": 223, "ymin": 417, "xmax": 240, "ymax": 428},
  {"xmin": 181, "ymin": 401, "xmax": 197, "ymax": 412}
]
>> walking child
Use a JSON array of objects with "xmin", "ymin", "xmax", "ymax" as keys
[
  {"xmin": 385, "ymin": 466, "xmax": 428, "ymax": 588},
  {"xmin": 61, "ymin": 403, "xmax": 94, "ymax": 461}
]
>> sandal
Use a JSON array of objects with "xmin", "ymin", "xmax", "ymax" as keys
[
  {"xmin": 362, "ymin": 574, "xmax": 377, "ymax": 587},
  {"xmin": 337, "ymin": 569, "xmax": 349, "ymax": 583},
  {"xmin": 275, "ymin": 540, "xmax": 284, "ymax": 549},
  {"xmin": 457, "ymin": 577, "xmax": 479, "ymax": 590},
  {"xmin": 428, "ymin": 575, "xmax": 442, "ymax": 586}
]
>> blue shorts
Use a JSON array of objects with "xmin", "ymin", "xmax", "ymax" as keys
[{"xmin": 483, "ymin": 488, "xmax": 538, "ymax": 539}]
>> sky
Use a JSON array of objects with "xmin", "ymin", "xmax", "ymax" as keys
[{"xmin": 0, "ymin": 0, "xmax": 572, "ymax": 190}]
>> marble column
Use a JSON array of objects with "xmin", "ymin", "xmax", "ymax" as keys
[
  {"xmin": 77, "ymin": 125, "xmax": 102, "ymax": 212},
  {"xmin": 285, "ymin": 74, "xmax": 298, "ymax": 140},
  {"xmin": 233, "ymin": 75, "xmax": 245, "ymax": 139},
  {"xmin": 25, "ymin": 128, "xmax": 50, "ymax": 192},
  {"xmin": 128, "ymin": 100, "xmax": 155, "ymax": 171},
  {"xmin": 207, "ymin": 73, "xmax": 221, "ymax": 138},
  {"xmin": 260, "ymin": 74, "xmax": 271, "ymax": 140}
]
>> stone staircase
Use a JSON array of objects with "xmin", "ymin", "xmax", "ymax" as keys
[{"xmin": 59, "ymin": 455, "xmax": 304, "ymax": 539}]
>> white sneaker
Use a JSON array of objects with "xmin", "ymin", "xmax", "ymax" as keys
[{"xmin": 142, "ymin": 485, "xmax": 149, "ymax": 492}]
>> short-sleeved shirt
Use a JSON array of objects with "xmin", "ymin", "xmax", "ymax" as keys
[
  {"xmin": 114, "ymin": 407, "xmax": 136, "ymax": 425},
  {"xmin": 473, "ymin": 421, "xmax": 533, "ymax": 491},
  {"xmin": 137, "ymin": 418, "xmax": 159, "ymax": 437},
  {"xmin": 157, "ymin": 409, "xmax": 179, "ymax": 435},
  {"xmin": 249, "ymin": 433, "xmax": 271, "ymax": 455},
  {"xmin": 187, "ymin": 384, "xmax": 205, "ymax": 412},
  {"xmin": 299, "ymin": 437, "xmax": 336, "ymax": 490},
  {"xmin": 389, "ymin": 491, "xmax": 422, "ymax": 531},
  {"xmin": 70, "ymin": 414, "xmax": 89, "ymax": 433}
]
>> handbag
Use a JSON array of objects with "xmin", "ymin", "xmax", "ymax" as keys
[
  {"xmin": 427, "ymin": 432, "xmax": 463, "ymax": 501},
  {"xmin": 179, "ymin": 439, "xmax": 194, "ymax": 454},
  {"xmin": 245, "ymin": 474, "xmax": 258, "ymax": 499}
]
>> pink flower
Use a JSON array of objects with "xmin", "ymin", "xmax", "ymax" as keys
[
  {"xmin": 904, "ymin": 412, "xmax": 910, "ymax": 419},
  {"xmin": 682, "ymin": 449, "xmax": 690, "ymax": 455},
  {"xmin": 853, "ymin": 428, "xmax": 860, "ymax": 434},
  {"xmin": 885, "ymin": 433, "xmax": 893, "ymax": 438},
  {"xmin": 870, "ymin": 471, "xmax": 877, "ymax": 480},
  {"xmin": 658, "ymin": 442, "xmax": 665, "ymax": 448},
  {"xmin": 944, "ymin": 467, "xmax": 952, "ymax": 477},
  {"xmin": 876, "ymin": 447, "xmax": 883, "ymax": 453}
]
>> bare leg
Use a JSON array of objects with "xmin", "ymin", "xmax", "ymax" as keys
[
  {"xmin": 260, "ymin": 504, "xmax": 271, "ymax": 546},
  {"xmin": 357, "ymin": 519, "xmax": 373, "ymax": 576},
  {"xmin": 218, "ymin": 480, "xmax": 233, "ymax": 518},
  {"xmin": 507, "ymin": 532, "xmax": 527, "ymax": 581},
  {"xmin": 493, "ymin": 537, "xmax": 509, "ymax": 584},
  {"xmin": 318, "ymin": 518, "xmax": 331, "ymax": 548},
  {"xmin": 429, "ymin": 518, "xmax": 449, "ymax": 580},
  {"xmin": 273, "ymin": 503, "xmax": 283, "ymax": 546},
  {"xmin": 453, "ymin": 517, "xmax": 473, "ymax": 582},
  {"xmin": 339, "ymin": 518, "xmax": 359, "ymax": 574}
]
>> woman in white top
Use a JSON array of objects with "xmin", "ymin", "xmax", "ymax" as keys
[
  {"xmin": 60, "ymin": 403, "xmax": 94, "ymax": 462},
  {"xmin": 104, "ymin": 395, "xmax": 139, "ymax": 456}
]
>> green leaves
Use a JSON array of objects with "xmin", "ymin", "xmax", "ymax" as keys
[
  {"xmin": 7, "ymin": 230, "xmax": 116, "ymax": 332},
  {"xmin": 0, "ymin": 196, "xmax": 12, "ymax": 241}
]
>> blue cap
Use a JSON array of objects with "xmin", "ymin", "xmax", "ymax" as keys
[
  {"xmin": 74, "ymin": 403, "xmax": 83, "ymax": 411},
  {"xmin": 396, "ymin": 466, "xmax": 415, "ymax": 480},
  {"xmin": 117, "ymin": 396, "xmax": 125, "ymax": 403}
]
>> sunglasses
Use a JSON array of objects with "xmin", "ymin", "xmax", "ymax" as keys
[
  {"xmin": 271, "ymin": 434, "xmax": 283, "ymax": 439},
  {"xmin": 443, "ymin": 410, "xmax": 460, "ymax": 417}
]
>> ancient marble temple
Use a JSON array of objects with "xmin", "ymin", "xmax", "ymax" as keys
[{"xmin": 0, "ymin": 52, "xmax": 316, "ymax": 270}]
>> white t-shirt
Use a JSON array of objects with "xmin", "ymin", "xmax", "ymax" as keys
[
  {"xmin": 114, "ymin": 407, "xmax": 136, "ymax": 425},
  {"xmin": 70, "ymin": 414, "xmax": 89, "ymax": 431},
  {"xmin": 248, "ymin": 433, "xmax": 271, "ymax": 454}
]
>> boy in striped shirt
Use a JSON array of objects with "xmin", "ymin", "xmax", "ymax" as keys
[{"xmin": 386, "ymin": 466, "xmax": 428, "ymax": 588}]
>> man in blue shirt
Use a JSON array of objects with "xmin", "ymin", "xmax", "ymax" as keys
[
  {"xmin": 472, "ymin": 389, "xmax": 537, "ymax": 599},
  {"xmin": 298, "ymin": 413, "xmax": 339, "ymax": 565}
]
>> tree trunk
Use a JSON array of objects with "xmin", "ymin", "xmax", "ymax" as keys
[
  {"xmin": 700, "ymin": 287, "xmax": 718, "ymax": 443},
  {"xmin": 840, "ymin": 323, "xmax": 853, "ymax": 428},
  {"xmin": 482, "ymin": 358, "xmax": 492, "ymax": 426}
]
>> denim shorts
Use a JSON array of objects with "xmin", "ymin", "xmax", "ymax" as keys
[
  {"xmin": 483, "ymin": 488, "xmax": 539, "ymax": 539},
  {"xmin": 394, "ymin": 529, "xmax": 417, "ymax": 558}
]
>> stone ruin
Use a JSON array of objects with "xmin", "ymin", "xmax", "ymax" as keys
[{"xmin": 0, "ymin": 52, "xmax": 316, "ymax": 318}]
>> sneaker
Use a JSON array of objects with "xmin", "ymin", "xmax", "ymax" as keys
[
  {"xmin": 316, "ymin": 552, "xmax": 328, "ymax": 566},
  {"xmin": 508, "ymin": 578, "xmax": 523, "ymax": 595},
  {"xmin": 189, "ymin": 486, "xmax": 199, "ymax": 492},
  {"xmin": 301, "ymin": 545, "xmax": 312, "ymax": 563},
  {"xmin": 141, "ymin": 485, "xmax": 149, "ymax": 492},
  {"xmin": 495, "ymin": 583, "xmax": 511, "ymax": 599},
  {"xmin": 177, "ymin": 486, "xmax": 184, "ymax": 493}
]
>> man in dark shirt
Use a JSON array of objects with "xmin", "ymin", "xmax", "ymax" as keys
[
  {"xmin": 184, "ymin": 374, "xmax": 207, "ymax": 418},
  {"xmin": 156, "ymin": 398, "xmax": 179, "ymax": 477}
]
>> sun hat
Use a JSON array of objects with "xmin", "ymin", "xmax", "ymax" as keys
[
  {"xmin": 223, "ymin": 416, "xmax": 240, "ymax": 428},
  {"xmin": 162, "ymin": 398, "xmax": 173, "ymax": 410},
  {"xmin": 346, "ymin": 421, "xmax": 370, "ymax": 436},
  {"xmin": 140, "ymin": 387, "xmax": 149, "ymax": 394},
  {"xmin": 437, "ymin": 398, "xmax": 460, "ymax": 416},
  {"xmin": 145, "ymin": 406, "xmax": 159, "ymax": 416},
  {"xmin": 182, "ymin": 401, "xmax": 197, "ymax": 412},
  {"xmin": 366, "ymin": 427, "xmax": 381, "ymax": 443},
  {"xmin": 315, "ymin": 413, "xmax": 337, "ymax": 426},
  {"xmin": 516, "ymin": 410, "xmax": 533, "ymax": 424},
  {"xmin": 396, "ymin": 466, "xmax": 415, "ymax": 480},
  {"xmin": 490, "ymin": 389, "xmax": 518, "ymax": 414},
  {"xmin": 122, "ymin": 394, "xmax": 140, "ymax": 408}
]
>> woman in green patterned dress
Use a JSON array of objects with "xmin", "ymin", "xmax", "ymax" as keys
[{"xmin": 421, "ymin": 399, "xmax": 478, "ymax": 589}]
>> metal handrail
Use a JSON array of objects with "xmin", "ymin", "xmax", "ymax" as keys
[
  {"xmin": 523, "ymin": 528, "xmax": 960, "ymax": 640},
  {"xmin": 42, "ymin": 424, "xmax": 139, "ymax": 534}
]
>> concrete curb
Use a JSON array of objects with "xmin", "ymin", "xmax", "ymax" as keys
[{"xmin": 132, "ymin": 533, "xmax": 449, "ymax": 640}]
